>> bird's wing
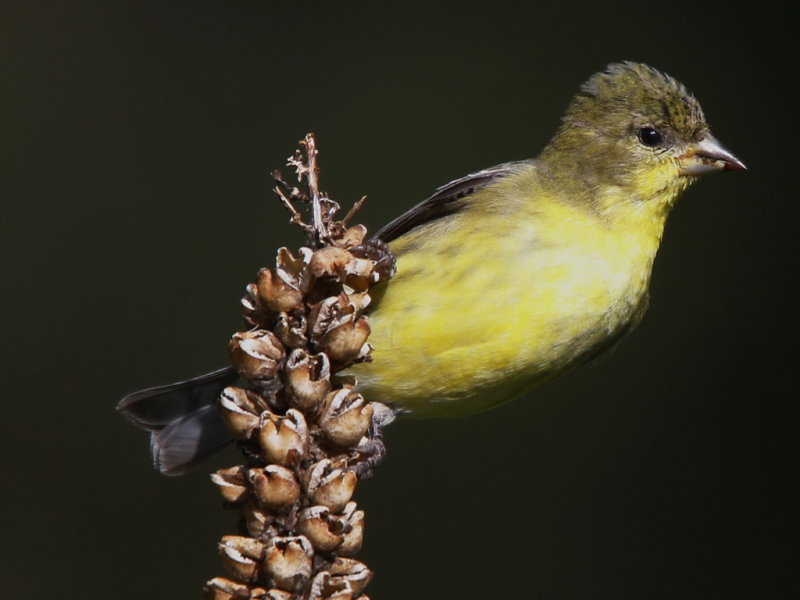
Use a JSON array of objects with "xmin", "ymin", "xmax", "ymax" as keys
[
  {"xmin": 117, "ymin": 366, "xmax": 237, "ymax": 431},
  {"xmin": 374, "ymin": 162, "xmax": 525, "ymax": 243},
  {"xmin": 118, "ymin": 366, "xmax": 238, "ymax": 475}
]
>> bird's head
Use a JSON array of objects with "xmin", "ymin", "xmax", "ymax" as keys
[{"xmin": 540, "ymin": 62, "xmax": 745, "ymax": 208}]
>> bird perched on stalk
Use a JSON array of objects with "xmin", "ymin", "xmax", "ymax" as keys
[{"xmin": 119, "ymin": 61, "xmax": 745, "ymax": 474}]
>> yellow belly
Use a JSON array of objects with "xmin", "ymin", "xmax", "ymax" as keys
[{"xmin": 348, "ymin": 185, "xmax": 666, "ymax": 417}]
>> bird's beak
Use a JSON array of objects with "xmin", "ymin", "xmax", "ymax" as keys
[{"xmin": 678, "ymin": 133, "xmax": 747, "ymax": 176}]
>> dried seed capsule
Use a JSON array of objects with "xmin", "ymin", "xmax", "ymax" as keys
[
  {"xmin": 329, "ymin": 558, "xmax": 373, "ymax": 596},
  {"xmin": 307, "ymin": 571, "xmax": 348, "ymax": 600},
  {"xmin": 241, "ymin": 282, "xmax": 272, "ymax": 328},
  {"xmin": 308, "ymin": 296, "xmax": 346, "ymax": 340},
  {"xmin": 260, "ymin": 590, "xmax": 294, "ymax": 600},
  {"xmin": 316, "ymin": 315, "xmax": 371, "ymax": 364},
  {"xmin": 285, "ymin": 349, "xmax": 331, "ymax": 410},
  {"xmin": 204, "ymin": 576, "xmax": 267, "ymax": 600},
  {"xmin": 230, "ymin": 330, "xmax": 285, "ymax": 380},
  {"xmin": 308, "ymin": 246, "xmax": 353, "ymax": 280},
  {"xmin": 242, "ymin": 503, "xmax": 275, "ymax": 539},
  {"xmin": 258, "ymin": 408, "xmax": 308, "ymax": 467},
  {"xmin": 298, "ymin": 506, "xmax": 343, "ymax": 552},
  {"xmin": 275, "ymin": 247, "xmax": 312, "ymax": 293},
  {"xmin": 342, "ymin": 257, "xmax": 375, "ymax": 292},
  {"xmin": 337, "ymin": 502, "xmax": 365, "ymax": 557},
  {"xmin": 343, "ymin": 291, "xmax": 371, "ymax": 312},
  {"xmin": 210, "ymin": 466, "xmax": 249, "ymax": 504},
  {"xmin": 257, "ymin": 267, "xmax": 304, "ymax": 313},
  {"xmin": 319, "ymin": 388, "xmax": 374, "ymax": 448},
  {"xmin": 219, "ymin": 387, "xmax": 264, "ymax": 441},
  {"xmin": 249, "ymin": 466, "xmax": 301, "ymax": 512},
  {"xmin": 263, "ymin": 536, "xmax": 314, "ymax": 592},
  {"xmin": 335, "ymin": 224, "xmax": 367, "ymax": 248},
  {"xmin": 305, "ymin": 459, "xmax": 357, "ymax": 513},
  {"xmin": 218, "ymin": 536, "xmax": 265, "ymax": 583},
  {"xmin": 274, "ymin": 312, "xmax": 308, "ymax": 348}
]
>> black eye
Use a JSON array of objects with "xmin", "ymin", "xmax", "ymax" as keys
[{"xmin": 638, "ymin": 127, "xmax": 663, "ymax": 147}]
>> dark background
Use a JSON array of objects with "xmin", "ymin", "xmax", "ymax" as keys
[{"xmin": 1, "ymin": 2, "xmax": 795, "ymax": 598}]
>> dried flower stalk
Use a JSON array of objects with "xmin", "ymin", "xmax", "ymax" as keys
[{"xmin": 204, "ymin": 134, "xmax": 395, "ymax": 600}]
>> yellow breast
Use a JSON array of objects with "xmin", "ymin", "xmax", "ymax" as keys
[{"xmin": 349, "ymin": 170, "xmax": 670, "ymax": 417}]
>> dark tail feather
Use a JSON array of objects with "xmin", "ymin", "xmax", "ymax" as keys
[{"xmin": 117, "ymin": 366, "xmax": 238, "ymax": 475}]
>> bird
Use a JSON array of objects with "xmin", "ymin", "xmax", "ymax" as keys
[{"xmin": 118, "ymin": 61, "xmax": 745, "ymax": 474}]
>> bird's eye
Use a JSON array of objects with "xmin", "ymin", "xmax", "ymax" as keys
[{"xmin": 638, "ymin": 127, "xmax": 663, "ymax": 147}]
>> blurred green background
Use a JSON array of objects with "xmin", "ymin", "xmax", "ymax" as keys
[{"xmin": 1, "ymin": 1, "xmax": 794, "ymax": 598}]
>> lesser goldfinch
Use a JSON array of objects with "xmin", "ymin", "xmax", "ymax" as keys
[{"xmin": 119, "ymin": 62, "xmax": 745, "ymax": 474}]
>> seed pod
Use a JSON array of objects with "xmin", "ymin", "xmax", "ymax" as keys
[
  {"xmin": 263, "ymin": 536, "xmax": 314, "ymax": 592},
  {"xmin": 319, "ymin": 388, "xmax": 373, "ymax": 448},
  {"xmin": 329, "ymin": 558, "xmax": 373, "ymax": 595},
  {"xmin": 257, "ymin": 268, "xmax": 304, "ymax": 313},
  {"xmin": 316, "ymin": 314, "xmax": 371, "ymax": 365},
  {"xmin": 275, "ymin": 247, "xmax": 312, "ymax": 293},
  {"xmin": 249, "ymin": 466, "xmax": 301, "ymax": 512},
  {"xmin": 305, "ymin": 459, "xmax": 357, "ymax": 513},
  {"xmin": 241, "ymin": 282, "xmax": 272, "ymax": 328},
  {"xmin": 298, "ymin": 506, "xmax": 343, "ymax": 552},
  {"xmin": 230, "ymin": 330, "xmax": 285, "ymax": 380},
  {"xmin": 274, "ymin": 312, "xmax": 308, "ymax": 348},
  {"xmin": 308, "ymin": 246, "xmax": 353, "ymax": 280},
  {"xmin": 218, "ymin": 536, "xmax": 265, "ymax": 583},
  {"xmin": 336, "ymin": 503, "xmax": 365, "ymax": 557},
  {"xmin": 242, "ymin": 503, "xmax": 275, "ymax": 539},
  {"xmin": 219, "ymin": 387, "xmax": 264, "ymax": 441},
  {"xmin": 285, "ymin": 349, "xmax": 331, "ymax": 410},
  {"xmin": 342, "ymin": 257, "xmax": 375, "ymax": 292},
  {"xmin": 210, "ymin": 466, "xmax": 249, "ymax": 504},
  {"xmin": 335, "ymin": 224, "xmax": 367, "ymax": 248},
  {"xmin": 204, "ymin": 576, "xmax": 269, "ymax": 600},
  {"xmin": 258, "ymin": 408, "xmax": 308, "ymax": 467}
]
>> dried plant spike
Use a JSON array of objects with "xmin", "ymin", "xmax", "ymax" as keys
[{"xmin": 205, "ymin": 134, "xmax": 395, "ymax": 599}]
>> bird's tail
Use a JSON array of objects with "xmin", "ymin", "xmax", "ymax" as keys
[{"xmin": 117, "ymin": 366, "xmax": 238, "ymax": 475}]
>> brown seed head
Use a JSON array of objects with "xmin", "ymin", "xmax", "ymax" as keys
[
  {"xmin": 219, "ymin": 387, "xmax": 265, "ymax": 441},
  {"xmin": 318, "ymin": 388, "xmax": 373, "ymax": 448},
  {"xmin": 258, "ymin": 408, "xmax": 308, "ymax": 467},
  {"xmin": 263, "ymin": 536, "xmax": 314, "ymax": 592},
  {"xmin": 249, "ymin": 466, "xmax": 301, "ymax": 512},
  {"xmin": 211, "ymin": 466, "xmax": 250, "ymax": 504},
  {"xmin": 230, "ymin": 330, "xmax": 285, "ymax": 381}
]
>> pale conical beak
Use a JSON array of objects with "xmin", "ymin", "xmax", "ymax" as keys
[{"xmin": 678, "ymin": 133, "xmax": 747, "ymax": 175}]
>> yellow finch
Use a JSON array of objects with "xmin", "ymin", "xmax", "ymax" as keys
[{"xmin": 119, "ymin": 62, "xmax": 745, "ymax": 474}]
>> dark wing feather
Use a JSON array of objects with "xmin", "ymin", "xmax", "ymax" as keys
[
  {"xmin": 118, "ymin": 366, "xmax": 238, "ymax": 475},
  {"xmin": 117, "ymin": 366, "xmax": 237, "ymax": 431},
  {"xmin": 374, "ymin": 162, "xmax": 523, "ymax": 243}
]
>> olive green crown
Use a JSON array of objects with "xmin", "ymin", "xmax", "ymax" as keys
[{"xmin": 566, "ymin": 61, "xmax": 707, "ymax": 139}]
